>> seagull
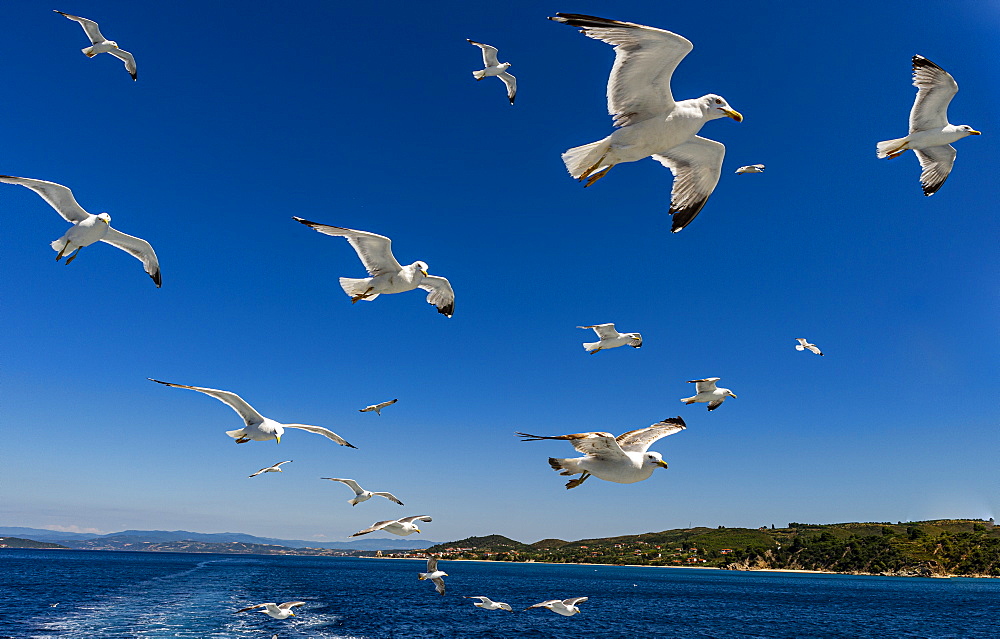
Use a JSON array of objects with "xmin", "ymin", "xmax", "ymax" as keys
[
  {"xmin": 517, "ymin": 417, "xmax": 686, "ymax": 489},
  {"xmin": 235, "ymin": 601, "xmax": 304, "ymax": 620},
  {"xmin": 735, "ymin": 164, "xmax": 765, "ymax": 174},
  {"xmin": 249, "ymin": 461, "xmax": 293, "ymax": 477},
  {"xmin": 681, "ymin": 378, "xmax": 737, "ymax": 411},
  {"xmin": 54, "ymin": 10, "xmax": 136, "ymax": 80},
  {"xmin": 418, "ymin": 556, "xmax": 448, "ymax": 595},
  {"xmin": 350, "ymin": 515, "xmax": 432, "ymax": 537},
  {"xmin": 359, "ymin": 399, "xmax": 398, "ymax": 415},
  {"xmin": 524, "ymin": 597, "xmax": 589, "ymax": 616},
  {"xmin": 467, "ymin": 39, "xmax": 516, "ymax": 105},
  {"xmin": 465, "ymin": 596, "xmax": 513, "ymax": 611},
  {"xmin": 549, "ymin": 13, "xmax": 742, "ymax": 232},
  {"xmin": 321, "ymin": 478, "xmax": 403, "ymax": 506},
  {"xmin": 293, "ymin": 218, "xmax": 455, "ymax": 317},
  {"xmin": 50, "ymin": 603, "xmax": 59, "ymax": 608},
  {"xmin": 876, "ymin": 55, "xmax": 980, "ymax": 196},
  {"xmin": 794, "ymin": 338, "xmax": 823, "ymax": 356},
  {"xmin": 0, "ymin": 175, "xmax": 161, "ymax": 286},
  {"xmin": 578, "ymin": 323, "xmax": 642, "ymax": 353},
  {"xmin": 148, "ymin": 379, "xmax": 356, "ymax": 447}
]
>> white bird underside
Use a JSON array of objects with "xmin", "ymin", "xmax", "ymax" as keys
[
  {"xmin": 322, "ymin": 477, "xmax": 403, "ymax": 506},
  {"xmin": 525, "ymin": 597, "xmax": 589, "ymax": 616},
  {"xmin": 795, "ymin": 338, "xmax": 823, "ymax": 356},
  {"xmin": 350, "ymin": 515, "xmax": 431, "ymax": 537},
  {"xmin": 54, "ymin": 10, "xmax": 137, "ymax": 80},
  {"xmin": 578, "ymin": 323, "xmax": 642, "ymax": 353},
  {"xmin": 249, "ymin": 460, "xmax": 292, "ymax": 477},
  {"xmin": 681, "ymin": 377, "xmax": 737, "ymax": 411},
  {"xmin": 467, "ymin": 40, "xmax": 517, "ymax": 105}
]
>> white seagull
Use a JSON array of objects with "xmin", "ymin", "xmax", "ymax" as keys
[
  {"xmin": 359, "ymin": 399, "xmax": 398, "ymax": 415},
  {"xmin": 578, "ymin": 323, "xmax": 642, "ymax": 353},
  {"xmin": 235, "ymin": 601, "xmax": 305, "ymax": 620},
  {"xmin": 321, "ymin": 478, "xmax": 403, "ymax": 506},
  {"xmin": 549, "ymin": 13, "xmax": 742, "ymax": 232},
  {"xmin": 876, "ymin": 55, "xmax": 980, "ymax": 196},
  {"xmin": 681, "ymin": 378, "xmax": 737, "ymax": 411},
  {"xmin": 418, "ymin": 556, "xmax": 448, "ymax": 595},
  {"xmin": 293, "ymin": 217, "xmax": 455, "ymax": 317},
  {"xmin": 795, "ymin": 338, "xmax": 824, "ymax": 356},
  {"xmin": 1, "ymin": 175, "xmax": 160, "ymax": 286},
  {"xmin": 524, "ymin": 597, "xmax": 589, "ymax": 616},
  {"xmin": 54, "ymin": 10, "xmax": 136, "ymax": 80},
  {"xmin": 249, "ymin": 461, "xmax": 293, "ymax": 478},
  {"xmin": 735, "ymin": 164, "xmax": 765, "ymax": 174},
  {"xmin": 517, "ymin": 417, "xmax": 686, "ymax": 489},
  {"xmin": 465, "ymin": 596, "xmax": 513, "ymax": 611},
  {"xmin": 468, "ymin": 39, "xmax": 516, "ymax": 105},
  {"xmin": 148, "ymin": 379, "xmax": 356, "ymax": 447},
  {"xmin": 350, "ymin": 515, "xmax": 432, "ymax": 537}
]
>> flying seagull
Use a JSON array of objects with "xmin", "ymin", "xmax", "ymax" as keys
[
  {"xmin": 359, "ymin": 399, "xmax": 398, "ymax": 415},
  {"xmin": 467, "ymin": 39, "xmax": 516, "ymax": 105},
  {"xmin": 735, "ymin": 164, "xmax": 765, "ymax": 174},
  {"xmin": 681, "ymin": 378, "xmax": 737, "ymax": 411},
  {"xmin": 350, "ymin": 515, "xmax": 432, "ymax": 537},
  {"xmin": 876, "ymin": 55, "xmax": 980, "ymax": 196},
  {"xmin": 524, "ymin": 597, "xmax": 589, "ymax": 616},
  {"xmin": 418, "ymin": 556, "xmax": 448, "ymax": 595},
  {"xmin": 549, "ymin": 13, "xmax": 742, "ymax": 232},
  {"xmin": 517, "ymin": 417, "xmax": 686, "ymax": 489},
  {"xmin": 54, "ymin": 10, "xmax": 136, "ymax": 80},
  {"xmin": 148, "ymin": 379, "xmax": 356, "ymax": 447},
  {"xmin": 465, "ymin": 596, "xmax": 513, "ymax": 611},
  {"xmin": 293, "ymin": 217, "xmax": 455, "ymax": 317},
  {"xmin": 0, "ymin": 175, "xmax": 160, "ymax": 286},
  {"xmin": 321, "ymin": 478, "xmax": 403, "ymax": 506},
  {"xmin": 795, "ymin": 338, "xmax": 823, "ymax": 356},
  {"xmin": 249, "ymin": 461, "xmax": 292, "ymax": 477},
  {"xmin": 235, "ymin": 601, "xmax": 304, "ymax": 620},
  {"xmin": 578, "ymin": 323, "xmax": 642, "ymax": 353}
]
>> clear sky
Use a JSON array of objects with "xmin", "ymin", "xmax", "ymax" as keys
[{"xmin": 2, "ymin": 0, "xmax": 997, "ymax": 544}]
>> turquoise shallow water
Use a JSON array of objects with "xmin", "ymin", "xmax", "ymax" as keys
[{"xmin": 2, "ymin": 548, "xmax": 998, "ymax": 638}]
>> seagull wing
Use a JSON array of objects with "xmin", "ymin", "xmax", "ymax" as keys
[
  {"xmin": 525, "ymin": 600, "xmax": 561, "ymax": 610},
  {"xmin": 688, "ymin": 377, "xmax": 720, "ymax": 393},
  {"xmin": 54, "ymin": 11, "xmax": 107, "ymax": 44},
  {"xmin": 914, "ymin": 145, "xmax": 956, "ymax": 196},
  {"xmin": 350, "ymin": 519, "xmax": 394, "ymax": 537},
  {"xmin": 431, "ymin": 577, "xmax": 446, "ymax": 595},
  {"xmin": 376, "ymin": 399, "xmax": 399, "ymax": 410},
  {"xmin": 616, "ymin": 416, "xmax": 687, "ymax": 452},
  {"xmin": 652, "ymin": 136, "xmax": 726, "ymax": 233},
  {"xmin": 372, "ymin": 491, "xmax": 404, "ymax": 505},
  {"xmin": 284, "ymin": 424, "xmax": 356, "ymax": 448},
  {"xmin": 707, "ymin": 399, "xmax": 725, "ymax": 411},
  {"xmin": 323, "ymin": 478, "xmax": 364, "ymax": 495},
  {"xmin": 235, "ymin": 603, "xmax": 269, "ymax": 613},
  {"xmin": 248, "ymin": 467, "xmax": 269, "ymax": 478},
  {"xmin": 549, "ymin": 13, "xmax": 693, "ymax": 127},
  {"xmin": 426, "ymin": 557, "xmax": 439, "ymax": 572},
  {"xmin": 293, "ymin": 217, "xmax": 402, "ymax": 276},
  {"xmin": 277, "ymin": 601, "xmax": 305, "ymax": 610},
  {"xmin": 107, "ymin": 48, "xmax": 137, "ymax": 80},
  {"xmin": 517, "ymin": 431, "xmax": 628, "ymax": 461},
  {"xmin": 564, "ymin": 596, "xmax": 589, "ymax": 606},
  {"xmin": 418, "ymin": 275, "xmax": 455, "ymax": 317},
  {"xmin": 101, "ymin": 227, "xmax": 161, "ymax": 287},
  {"xmin": 910, "ymin": 55, "xmax": 958, "ymax": 133},
  {"xmin": 148, "ymin": 379, "xmax": 265, "ymax": 425},
  {"xmin": 807, "ymin": 344, "xmax": 824, "ymax": 355},
  {"xmin": 498, "ymin": 72, "xmax": 516, "ymax": 105},
  {"xmin": 795, "ymin": 338, "xmax": 809, "ymax": 346},
  {"xmin": 0, "ymin": 175, "xmax": 90, "ymax": 222},
  {"xmin": 468, "ymin": 39, "xmax": 500, "ymax": 67},
  {"xmin": 578, "ymin": 323, "xmax": 619, "ymax": 340},
  {"xmin": 398, "ymin": 515, "xmax": 432, "ymax": 525}
]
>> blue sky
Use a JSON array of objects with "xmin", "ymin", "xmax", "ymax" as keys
[{"xmin": 2, "ymin": 0, "xmax": 997, "ymax": 544}]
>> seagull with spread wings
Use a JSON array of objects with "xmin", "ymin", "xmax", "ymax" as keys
[
  {"xmin": 681, "ymin": 378, "xmax": 737, "ymax": 411},
  {"xmin": 524, "ymin": 597, "xmax": 589, "ymax": 616},
  {"xmin": 876, "ymin": 55, "xmax": 980, "ymax": 195},
  {"xmin": 517, "ymin": 417, "xmax": 686, "ymax": 489},
  {"xmin": 293, "ymin": 218, "xmax": 455, "ymax": 317},
  {"xmin": 735, "ymin": 164, "xmax": 765, "ymax": 174},
  {"xmin": 249, "ymin": 461, "xmax": 292, "ymax": 477},
  {"xmin": 418, "ymin": 556, "xmax": 448, "ymax": 595},
  {"xmin": 794, "ymin": 338, "xmax": 823, "ymax": 356},
  {"xmin": 467, "ymin": 39, "xmax": 516, "ymax": 105},
  {"xmin": 0, "ymin": 175, "xmax": 161, "ymax": 287},
  {"xmin": 322, "ymin": 478, "xmax": 403, "ymax": 506},
  {"xmin": 235, "ymin": 601, "xmax": 304, "ymax": 620},
  {"xmin": 578, "ymin": 323, "xmax": 642, "ymax": 353},
  {"xmin": 54, "ymin": 10, "xmax": 137, "ymax": 80},
  {"xmin": 148, "ymin": 379, "xmax": 356, "ymax": 447},
  {"xmin": 350, "ymin": 515, "xmax": 432, "ymax": 537},
  {"xmin": 465, "ymin": 596, "xmax": 513, "ymax": 611},
  {"xmin": 359, "ymin": 399, "xmax": 398, "ymax": 415},
  {"xmin": 549, "ymin": 13, "xmax": 742, "ymax": 232}
]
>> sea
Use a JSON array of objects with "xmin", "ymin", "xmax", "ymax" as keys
[{"xmin": 1, "ymin": 549, "xmax": 997, "ymax": 638}]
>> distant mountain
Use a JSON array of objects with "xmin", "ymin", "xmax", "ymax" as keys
[
  {"xmin": 0, "ymin": 527, "xmax": 102, "ymax": 541},
  {"xmin": 0, "ymin": 536, "xmax": 69, "ymax": 549},
  {"xmin": 426, "ymin": 534, "xmax": 530, "ymax": 553}
]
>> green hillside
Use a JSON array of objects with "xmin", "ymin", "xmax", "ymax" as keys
[{"xmin": 0, "ymin": 537, "xmax": 68, "ymax": 549}]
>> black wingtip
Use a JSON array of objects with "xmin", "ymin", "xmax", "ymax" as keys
[
  {"xmin": 912, "ymin": 54, "xmax": 944, "ymax": 72},
  {"xmin": 669, "ymin": 199, "xmax": 709, "ymax": 233},
  {"xmin": 344, "ymin": 442, "xmax": 359, "ymax": 449},
  {"xmin": 438, "ymin": 302, "xmax": 455, "ymax": 317},
  {"xmin": 151, "ymin": 271, "xmax": 162, "ymax": 287}
]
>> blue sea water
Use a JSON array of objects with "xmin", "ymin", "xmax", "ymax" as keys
[{"xmin": 1, "ymin": 549, "xmax": 998, "ymax": 638}]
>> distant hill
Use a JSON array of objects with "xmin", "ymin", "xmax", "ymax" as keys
[
  {"xmin": 426, "ymin": 534, "xmax": 530, "ymax": 553},
  {"xmin": 0, "ymin": 537, "xmax": 69, "ymax": 549}
]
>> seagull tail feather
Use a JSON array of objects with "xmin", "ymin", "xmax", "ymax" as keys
[
  {"xmin": 561, "ymin": 137, "xmax": 611, "ymax": 180},
  {"xmin": 472, "ymin": 69, "xmax": 487, "ymax": 80},
  {"xmin": 338, "ymin": 277, "xmax": 379, "ymax": 301},
  {"xmin": 50, "ymin": 238, "xmax": 69, "ymax": 253},
  {"xmin": 876, "ymin": 136, "xmax": 907, "ymax": 159},
  {"xmin": 582, "ymin": 341, "xmax": 601, "ymax": 352}
]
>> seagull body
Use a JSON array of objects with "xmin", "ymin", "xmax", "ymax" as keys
[
  {"xmin": 322, "ymin": 477, "xmax": 403, "ymax": 506},
  {"xmin": 681, "ymin": 377, "xmax": 737, "ymax": 411},
  {"xmin": 293, "ymin": 217, "xmax": 455, "ymax": 317},
  {"xmin": 517, "ymin": 417, "xmax": 685, "ymax": 489},
  {"xmin": 876, "ymin": 55, "xmax": 980, "ymax": 196},
  {"xmin": 795, "ymin": 338, "xmax": 823, "ymax": 356},
  {"xmin": 249, "ymin": 461, "xmax": 292, "ymax": 477},
  {"xmin": 148, "ymin": 379, "xmax": 356, "ymax": 447},
  {"xmin": 468, "ymin": 39, "xmax": 516, "ymax": 105},
  {"xmin": 418, "ymin": 557, "xmax": 448, "ymax": 595},
  {"xmin": 735, "ymin": 164, "xmax": 765, "ymax": 174},
  {"xmin": 0, "ymin": 175, "xmax": 161, "ymax": 286},
  {"xmin": 235, "ymin": 601, "xmax": 304, "ymax": 620},
  {"xmin": 359, "ymin": 399, "xmax": 398, "ymax": 415},
  {"xmin": 350, "ymin": 515, "xmax": 432, "ymax": 537},
  {"xmin": 578, "ymin": 323, "xmax": 642, "ymax": 353},
  {"xmin": 525, "ymin": 597, "xmax": 588, "ymax": 616},
  {"xmin": 549, "ymin": 13, "xmax": 742, "ymax": 232},
  {"xmin": 54, "ymin": 11, "xmax": 136, "ymax": 80},
  {"xmin": 465, "ymin": 596, "xmax": 513, "ymax": 611}
]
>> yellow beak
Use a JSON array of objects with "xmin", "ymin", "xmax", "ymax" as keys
[
  {"xmin": 969, "ymin": 130, "xmax": 982, "ymax": 135},
  {"xmin": 275, "ymin": 435, "xmax": 281, "ymax": 444},
  {"xmin": 723, "ymin": 108, "xmax": 743, "ymax": 122},
  {"xmin": 420, "ymin": 269, "xmax": 429, "ymax": 278},
  {"xmin": 656, "ymin": 460, "xmax": 669, "ymax": 469}
]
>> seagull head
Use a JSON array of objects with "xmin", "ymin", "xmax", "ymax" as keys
[
  {"xmin": 960, "ymin": 125, "xmax": 982, "ymax": 136},
  {"xmin": 500, "ymin": 62, "xmax": 512, "ymax": 70},
  {"xmin": 703, "ymin": 94, "xmax": 742, "ymax": 122},
  {"xmin": 646, "ymin": 451, "xmax": 669, "ymax": 469},
  {"xmin": 414, "ymin": 260, "xmax": 430, "ymax": 278},
  {"xmin": 725, "ymin": 389, "xmax": 738, "ymax": 399},
  {"xmin": 97, "ymin": 213, "xmax": 111, "ymax": 224}
]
